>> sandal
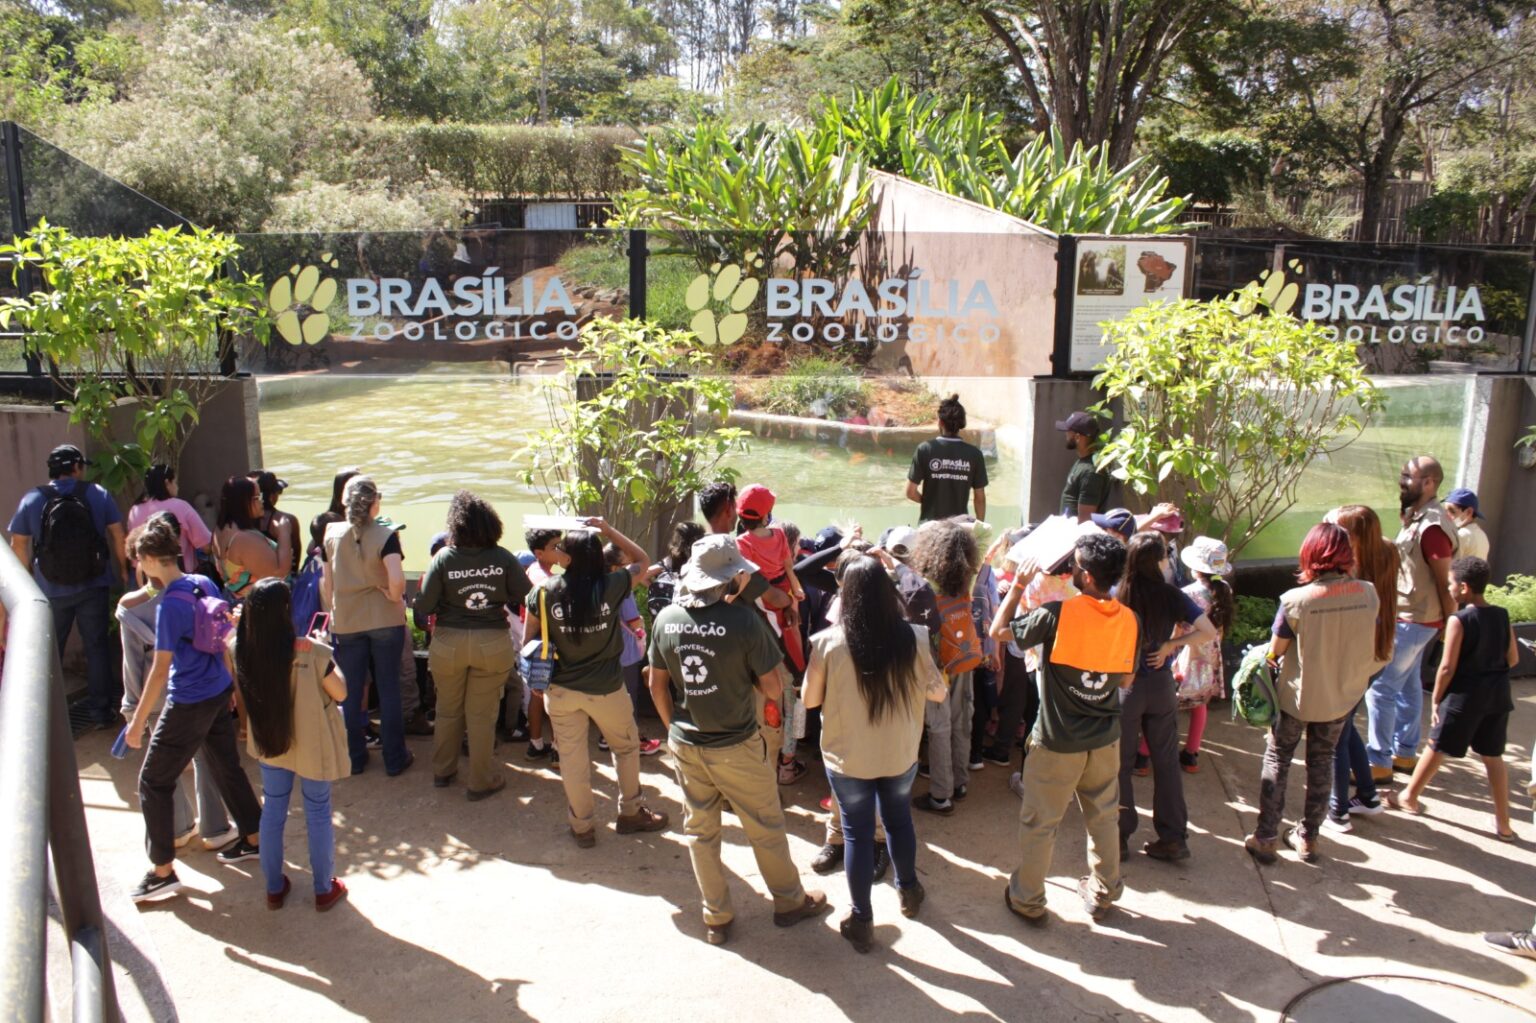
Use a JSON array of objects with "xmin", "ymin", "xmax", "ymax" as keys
[
  {"xmin": 1384, "ymin": 791, "xmax": 1424, "ymax": 816},
  {"xmin": 777, "ymin": 757, "xmax": 807, "ymax": 785},
  {"xmin": 1496, "ymin": 829, "xmax": 1516, "ymax": 843}
]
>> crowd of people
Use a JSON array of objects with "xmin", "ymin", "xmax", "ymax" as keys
[{"xmin": 3, "ymin": 392, "xmax": 1531, "ymax": 960}]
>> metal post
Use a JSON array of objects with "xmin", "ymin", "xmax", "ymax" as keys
[
  {"xmin": 1, "ymin": 121, "xmax": 40, "ymax": 375},
  {"xmin": 1520, "ymin": 258, "xmax": 1536, "ymax": 377},
  {"xmin": 0, "ymin": 552, "xmax": 54, "ymax": 1023},
  {"xmin": 47, "ymin": 637, "xmax": 119, "ymax": 1023},
  {"xmin": 1050, "ymin": 234, "xmax": 1078, "ymax": 378},
  {"xmin": 627, "ymin": 228, "xmax": 648, "ymax": 321}
]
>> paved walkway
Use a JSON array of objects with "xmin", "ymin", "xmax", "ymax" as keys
[{"xmin": 62, "ymin": 684, "xmax": 1536, "ymax": 1022}]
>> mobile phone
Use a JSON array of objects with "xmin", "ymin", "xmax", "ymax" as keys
[{"xmin": 308, "ymin": 611, "xmax": 331, "ymax": 637}]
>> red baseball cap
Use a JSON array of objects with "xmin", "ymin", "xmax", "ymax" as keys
[{"xmin": 737, "ymin": 483, "xmax": 776, "ymax": 522}]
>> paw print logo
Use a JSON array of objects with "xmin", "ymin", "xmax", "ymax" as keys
[
  {"xmin": 1235, "ymin": 259, "xmax": 1302, "ymax": 317},
  {"xmin": 268, "ymin": 254, "xmax": 341, "ymax": 345},
  {"xmin": 685, "ymin": 257, "xmax": 762, "ymax": 347}
]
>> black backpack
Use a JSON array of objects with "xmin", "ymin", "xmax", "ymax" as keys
[
  {"xmin": 646, "ymin": 569, "xmax": 679, "ymax": 618},
  {"xmin": 35, "ymin": 485, "xmax": 109, "ymax": 585}
]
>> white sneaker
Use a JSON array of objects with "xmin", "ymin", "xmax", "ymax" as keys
[
  {"xmin": 173, "ymin": 825, "xmax": 198, "ymax": 849},
  {"xmin": 1322, "ymin": 814, "xmax": 1353, "ymax": 834},
  {"xmin": 1347, "ymin": 796, "xmax": 1385, "ymax": 816},
  {"xmin": 1009, "ymin": 771, "xmax": 1026, "ymax": 799},
  {"xmin": 201, "ymin": 826, "xmax": 239, "ymax": 851}
]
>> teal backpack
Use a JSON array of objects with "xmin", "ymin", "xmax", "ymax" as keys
[{"xmin": 1230, "ymin": 645, "xmax": 1280, "ymax": 729}]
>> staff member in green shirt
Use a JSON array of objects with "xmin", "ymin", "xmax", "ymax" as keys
[
  {"xmin": 906, "ymin": 394, "xmax": 988, "ymax": 522},
  {"xmin": 1057, "ymin": 411, "xmax": 1110, "ymax": 522},
  {"xmin": 649, "ymin": 534, "xmax": 828, "ymax": 946}
]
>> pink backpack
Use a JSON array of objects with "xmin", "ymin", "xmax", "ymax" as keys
[{"xmin": 165, "ymin": 576, "xmax": 235, "ymax": 655}]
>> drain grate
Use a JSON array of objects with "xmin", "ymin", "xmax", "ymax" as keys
[{"xmin": 1283, "ymin": 974, "xmax": 1535, "ymax": 1022}]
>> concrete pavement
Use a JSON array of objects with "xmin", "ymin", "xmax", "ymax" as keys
[{"xmin": 59, "ymin": 683, "xmax": 1536, "ymax": 1022}]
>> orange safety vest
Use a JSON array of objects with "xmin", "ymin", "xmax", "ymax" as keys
[{"xmin": 1049, "ymin": 594, "xmax": 1139, "ymax": 675}]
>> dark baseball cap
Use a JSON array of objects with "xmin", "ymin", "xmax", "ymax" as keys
[
  {"xmin": 1444, "ymin": 488, "xmax": 1482, "ymax": 518},
  {"xmin": 47, "ymin": 444, "xmax": 88, "ymax": 474},
  {"xmin": 1091, "ymin": 508, "xmax": 1137, "ymax": 541},
  {"xmin": 1055, "ymin": 411, "xmax": 1101, "ymax": 436}
]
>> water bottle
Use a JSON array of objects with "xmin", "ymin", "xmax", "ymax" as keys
[{"xmin": 110, "ymin": 726, "xmax": 130, "ymax": 760}]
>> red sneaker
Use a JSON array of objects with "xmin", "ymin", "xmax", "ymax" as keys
[
  {"xmin": 639, "ymin": 737, "xmax": 664, "ymax": 756},
  {"xmin": 315, "ymin": 878, "xmax": 348, "ymax": 912}
]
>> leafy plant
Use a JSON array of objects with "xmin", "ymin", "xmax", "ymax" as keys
[
  {"xmin": 1092, "ymin": 273, "xmax": 1383, "ymax": 557},
  {"xmin": 1228, "ymin": 595, "xmax": 1279, "ymax": 650},
  {"xmin": 816, "ymin": 77, "xmax": 1007, "ymax": 183},
  {"xmin": 758, "ymin": 354, "xmax": 871, "ymax": 419},
  {"xmin": 1487, "ymin": 575, "xmax": 1536, "ymax": 624},
  {"xmin": 0, "ymin": 222, "xmax": 271, "ymax": 496},
  {"xmin": 614, "ymin": 119, "xmax": 873, "ymax": 279},
  {"xmin": 519, "ymin": 318, "xmax": 749, "ymax": 547}
]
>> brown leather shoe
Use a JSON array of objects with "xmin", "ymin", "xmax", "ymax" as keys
[
  {"xmin": 1245, "ymin": 833, "xmax": 1279, "ymax": 865},
  {"xmin": 570, "ymin": 827, "xmax": 596, "ymax": 849},
  {"xmin": 1284, "ymin": 827, "xmax": 1319, "ymax": 863},
  {"xmin": 773, "ymin": 890, "xmax": 830, "ymax": 927},
  {"xmin": 705, "ymin": 920, "xmax": 732, "ymax": 946},
  {"xmin": 616, "ymin": 804, "xmax": 670, "ymax": 834},
  {"xmin": 466, "ymin": 775, "xmax": 506, "ymax": 802}
]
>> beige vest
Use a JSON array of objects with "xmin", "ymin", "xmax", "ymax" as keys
[
  {"xmin": 324, "ymin": 521, "xmax": 406, "ymax": 635},
  {"xmin": 1277, "ymin": 574, "xmax": 1387, "ymax": 722},
  {"xmin": 247, "ymin": 640, "xmax": 349, "ymax": 782},
  {"xmin": 1395, "ymin": 503, "xmax": 1457, "ymax": 624}
]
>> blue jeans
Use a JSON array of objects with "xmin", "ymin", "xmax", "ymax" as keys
[
  {"xmin": 1331, "ymin": 705, "xmax": 1376, "ymax": 815},
  {"xmin": 259, "ymin": 764, "xmax": 334, "ymax": 896},
  {"xmin": 1365, "ymin": 620, "xmax": 1437, "ymax": 768},
  {"xmin": 52, "ymin": 586, "xmax": 117, "ymax": 721},
  {"xmin": 826, "ymin": 763, "xmax": 920, "ymax": 921},
  {"xmin": 334, "ymin": 625, "xmax": 408, "ymax": 774}
]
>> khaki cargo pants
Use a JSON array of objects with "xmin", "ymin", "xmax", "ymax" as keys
[
  {"xmin": 546, "ymin": 684, "xmax": 644, "ymax": 834},
  {"xmin": 670, "ymin": 734, "xmax": 807, "ymax": 926}
]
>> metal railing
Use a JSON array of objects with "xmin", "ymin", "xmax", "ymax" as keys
[{"xmin": 0, "ymin": 542, "xmax": 119, "ymax": 1022}]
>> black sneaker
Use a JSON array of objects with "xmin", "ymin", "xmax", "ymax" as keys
[
  {"xmin": 525, "ymin": 741, "xmax": 552, "ymax": 761},
  {"xmin": 811, "ymin": 843, "xmax": 845, "ymax": 875},
  {"xmin": 912, "ymin": 793, "xmax": 954, "ymax": 816},
  {"xmin": 917, "ymin": 761, "xmax": 930, "ymax": 778},
  {"xmin": 365, "ymin": 729, "xmax": 383, "ymax": 750},
  {"xmin": 981, "ymin": 746, "xmax": 1012, "ymax": 766},
  {"xmin": 216, "ymin": 837, "xmax": 260, "ymax": 864},
  {"xmin": 952, "ymin": 784, "xmax": 969, "ymax": 802},
  {"xmin": 871, "ymin": 844, "xmax": 891, "ymax": 882},
  {"xmin": 130, "ymin": 870, "xmax": 182, "ymax": 903}
]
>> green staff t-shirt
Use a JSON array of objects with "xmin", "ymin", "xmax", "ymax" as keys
[
  {"xmin": 649, "ymin": 600, "xmax": 783, "ymax": 748},
  {"xmin": 908, "ymin": 436, "xmax": 987, "ymax": 521},
  {"xmin": 529, "ymin": 570, "xmax": 631, "ymax": 695},
  {"xmin": 1061, "ymin": 456, "xmax": 1110, "ymax": 516},
  {"xmin": 1010, "ymin": 601, "xmax": 1138, "ymax": 754}
]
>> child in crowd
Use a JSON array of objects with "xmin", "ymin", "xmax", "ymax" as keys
[
  {"xmin": 734, "ymin": 484, "xmax": 807, "ymax": 673},
  {"xmin": 1170, "ymin": 537, "xmax": 1234, "ymax": 774},
  {"xmin": 522, "ymin": 526, "xmax": 569, "ymax": 763},
  {"xmin": 1444, "ymin": 488, "xmax": 1490, "ymax": 561},
  {"xmin": 1390, "ymin": 556, "xmax": 1519, "ymax": 840},
  {"xmin": 601, "ymin": 543, "xmax": 662, "ymax": 757}
]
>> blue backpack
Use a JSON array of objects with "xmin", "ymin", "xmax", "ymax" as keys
[{"xmin": 291, "ymin": 552, "xmax": 325, "ymax": 635}]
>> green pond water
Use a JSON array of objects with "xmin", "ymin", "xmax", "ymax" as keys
[
  {"xmin": 255, "ymin": 370, "xmax": 1020, "ymax": 568},
  {"xmin": 255, "ymin": 372, "xmax": 1471, "ymax": 568}
]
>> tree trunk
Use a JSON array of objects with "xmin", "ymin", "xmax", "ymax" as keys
[{"xmin": 1358, "ymin": 107, "xmax": 1407, "ymax": 243}]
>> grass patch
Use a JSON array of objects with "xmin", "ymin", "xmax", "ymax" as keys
[
  {"xmin": 557, "ymin": 241, "xmax": 695, "ymax": 331},
  {"xmin": 757, "ymin": 354, "xmax": 871, "ymax": 419}
]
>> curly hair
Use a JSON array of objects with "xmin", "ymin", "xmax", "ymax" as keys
[
  {"xmin": 342, "ymin": 475, "xmax": 380, "ymax": 531},
  {"xmin": 446, "ymin": 489, "xmax": 503, "ymax": 548},
  {"xmin": 906, "ymin": 520, "xmax": 979, "ymax": 598}
]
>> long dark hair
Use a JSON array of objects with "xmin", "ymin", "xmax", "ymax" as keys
[
  {"xmin": 1120, "ymin": 531, "xmax": 1184, "ymax": 652},
  {"xmin": 664, "ymin": 521, "xmax": 706, "ymax": 572},
  {"xmin": 327, "ymin": 468, "xmax": 361, "ymax": 517},
  {"xmin": 217, "ymin": 476, "xmax": 261, "ymax": 531},
  {"xmin": 1200, "ymin": 575, "xmax": 1235, "ymax": 634},
  {"xmin": 553, "ymin": 529, "xmax": 607, "ymax": 631},
  {"xmin": 137, "ymin": 464, "xmax": 174, "ymax": 504},
  {"xmin": 236, "ymin": 578, "xmax": 297, "ymax": 759},
  {"xmin": 840, "ymin": 557, "xmax": 920, "ymax": 724}
]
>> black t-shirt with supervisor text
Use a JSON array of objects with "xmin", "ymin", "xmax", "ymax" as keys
[{"xmin": 908, "ymin": 436, "xmax": 988, "ymax": 521}]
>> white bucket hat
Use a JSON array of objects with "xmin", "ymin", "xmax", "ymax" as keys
[
  {"xmin": 677, "ymin": 534, "xmax": 760, "ymax": 606},
  {"xmin": 1179, "ymin": 535, "xmax": 1233, "ymax": 577}
]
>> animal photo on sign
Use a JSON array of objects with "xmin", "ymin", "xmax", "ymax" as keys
[
  {"xmin": 1077, "ymin": 245, "xmax": 1126, "ymax": 296},
  {"xmin": 1137, "ymin": 250, "xmax": 1177, "ymax": 292}
]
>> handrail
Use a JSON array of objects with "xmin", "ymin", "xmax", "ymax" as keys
[{"xmin": 0, "ymin": 541, "xmax": 119, "ymax": 1022}]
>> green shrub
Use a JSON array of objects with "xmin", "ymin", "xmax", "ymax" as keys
[
  {"xmin": 1487, "ymin": 574, "xmax": 1536, "ymax": 624},
  {"xmin": 1228, "ymin": 595, "xmax": 1278, "ymax": 651},
  {"xmin": 758, "ymin": 355, "xmax": 871, "ymax": 419},
  {"xmin": 359, "ymin": 124, "xmax": 639, "ymax": 200}
]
